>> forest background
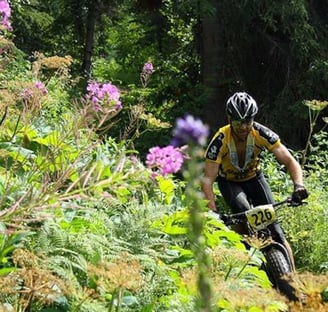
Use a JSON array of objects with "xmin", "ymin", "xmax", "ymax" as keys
[
  {"xmin": 0, "ymin": 0, "xmax": 328, "ymax": 311},
  {"xmin": 10, "ymin": 0, "xmax": 328, "ymax": 151}
]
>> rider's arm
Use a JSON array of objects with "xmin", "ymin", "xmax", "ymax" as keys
[
  {"xmin": 201, "ymin": 160, "xmax": 219, "ymax": 211},
  {"xmin": 271, "ymin": 144, "xmax": 304, "ymax": 186}
]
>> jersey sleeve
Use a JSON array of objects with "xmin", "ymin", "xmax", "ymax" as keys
[
  {"xmin": 204, "ymin": 131, "xmax": 224, "ymax": 162},
  {"xmin": 253, "ymin": 122, "xmax": 280, "ymax": 150}
]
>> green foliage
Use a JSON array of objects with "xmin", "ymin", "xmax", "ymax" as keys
[
  {"xmin": 89, "ymin": 0, "xmax": 204, "ymax": 156},
  {"xmin": 11, "ymin": 0, "xmax": 55, "ymax": 52},
  {"xmin": 261, "ymin": 128, "xmax": 328, "ymax": 274},
  {"xmin": 305, "ymin": 131, "xmax": 328, "ymax": 173},
  {"xmin": 0, "ymin": 224, "xmax": 32, "ymax": 275},
  {"xmin": 9, "ymin": 0, "xmax": 328, "ymax": 152},
  {"xmin": 279, "ymin": 170, "xmax": 328, "ymax": 273},
  {"xmin": 0, "ymin": 2, "xmax": 328, "ymax": 310},
  {"xmin": 93, "ymin": 14, "xmax": 156, "ymax": 85}
]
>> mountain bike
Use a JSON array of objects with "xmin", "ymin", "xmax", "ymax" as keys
[{"xmin": 212, "ymin": 198, "xmax": 303, "ymax": 301}]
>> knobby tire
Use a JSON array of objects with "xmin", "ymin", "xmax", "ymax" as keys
[{"xmin": 264, "ymin": 247, "xmax": 298, "ymax": 301}]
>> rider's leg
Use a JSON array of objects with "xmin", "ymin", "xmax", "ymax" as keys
[
  {"xmin": 217, "ymin": 177, "xmax": 251, "ymax": 236},
  {"xmin": 217, "ymin": 177, "xmax": 250, "ymax": 214}
]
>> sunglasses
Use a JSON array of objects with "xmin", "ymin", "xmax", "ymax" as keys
[{"xmin": 231, "ymin": 118, "xmax": 254, "ymax": 127}]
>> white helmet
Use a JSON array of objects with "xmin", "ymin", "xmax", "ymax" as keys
[{"xmin": 226, "ymin": 92, "xmax": 258, "ymax": 119}]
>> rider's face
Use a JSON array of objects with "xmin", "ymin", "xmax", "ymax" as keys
[{"xmin": 230, "ymin": 117, "xmax": 253, "ymax": 140}]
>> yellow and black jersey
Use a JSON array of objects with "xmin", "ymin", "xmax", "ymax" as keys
[{"xmin": 205, "ymin": 122, "xmax": 280, "ymax": 181}]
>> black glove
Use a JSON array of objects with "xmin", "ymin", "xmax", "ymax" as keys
[{"xmin": 292, "ymin": 184, "xmax": 309, "ymax": 203}]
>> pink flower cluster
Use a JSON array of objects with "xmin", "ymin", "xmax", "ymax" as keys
[
  {"xmin": 142, "ymin": 62, "xmax": 154, "ymax": 75},
  {"xmin": 140, "ymin": 62, "xmax": 154, "ymax": 87},
  {"xmin": 20, "ymin": 81, "xmax": 48, "ymax": 100},
  {"xmin": 35, "ymin": 80, "xmax": 48, "ymax": 95},
  {"xmin": 86, "ymin": 81, "xmax": 122, "ymax": 111},
  {"xmin": 146, "ymin": 145, "xmax": 184, "ymax": 177},
  {"xmin": 0, "ymin": 0, "xmax": 11, "ymax": 31}
]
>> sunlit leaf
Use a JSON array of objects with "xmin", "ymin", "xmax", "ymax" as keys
[{"xmin": 157, "ymin": 175, "xmax": 175, "ymax": 204}]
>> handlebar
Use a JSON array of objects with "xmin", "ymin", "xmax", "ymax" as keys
[
  {"xmin": 273, "ymin": 197, "xmax": 305, "ymax": 208},
  {"xmin": 217, "ymin": 197, "xmax": 305, "ymax": 226}
]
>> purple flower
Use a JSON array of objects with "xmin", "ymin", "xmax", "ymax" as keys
[
  {"xmin": 142, "ymin": 62, "xmax": 154, "ymax": 75},
  {"xmin": 20, "ymin": 81, "xmax": 48, "ymax": 101},
  {"xmin": 171, "ymin": 115, "xmax": 209, "ymax": 147},
  {"xmin": 0, "ymin": 0, "xmax": 11, "ymax": 31},
  {"xmin": 35, "ymin": 80, "xmax": 48, "ymax": 95},
  {"xmin": 86, "ymin": 81, "xmax": 100, "ymax": 93},
  {"xmin": 140, "ymin": 62, "xmax": 155, "ymax": 87},
  {"xmin": 20, "ymin": 88, "xmax": 33, "ymax": 100},
  {"xmin": 102, "ymin": 82, "xmax": 121, "ymax": 107},
  {"xmin": 146, "ymin": 145, "xmax": 184, "ymax": 176},
  {"xmin": 115, "ymin": 102, "xmax": 122, "ymax": 110},
  {"xmin": 86, "ymin": 81, "xmax": 122, "ymax": 111}
]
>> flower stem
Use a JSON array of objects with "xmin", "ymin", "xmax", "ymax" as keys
[{"xmin": 184, "ymin": 144, "xmax": 213, "ymax": 312}]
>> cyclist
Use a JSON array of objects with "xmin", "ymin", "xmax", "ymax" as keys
[{"xmin": 201, "ymin": 91, "xmax": 309, "ymax": 269}]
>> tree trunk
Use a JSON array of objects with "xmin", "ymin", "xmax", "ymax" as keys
[
  {"xmin": 82, "ymin": 0, "xmax": 100, "ymax": 77},
  {"xmin": 199, "ymin": 3, "xmax": 229, "ymax": 136}
]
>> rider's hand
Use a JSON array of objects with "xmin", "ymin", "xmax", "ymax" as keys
[
  {"xmin": 292, "ymin": 184, "xmax": 309, "ymax": 203},
  {"xmin": 207, "ymin": 200, "xmax": 217, "ymax": 212}
]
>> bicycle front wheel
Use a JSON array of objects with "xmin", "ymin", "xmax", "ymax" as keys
[{"xmin": 264, "ymin": 247, "xmax": 297, "ymax": 301}]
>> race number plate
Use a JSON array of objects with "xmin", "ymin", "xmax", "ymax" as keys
[{"xmin": 245, "ymin": 204, "xmax": 277, "ymax": 230}]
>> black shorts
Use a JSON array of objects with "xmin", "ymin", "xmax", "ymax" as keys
[{"xmin": 217, "ymin": 172, "xmax": 286, "ymax": 244}]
